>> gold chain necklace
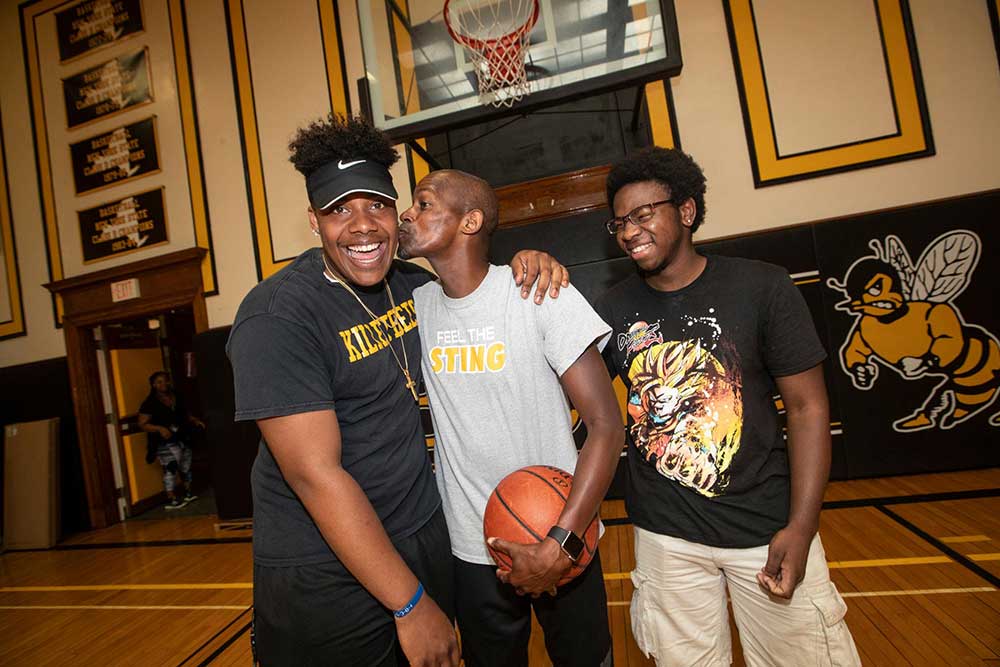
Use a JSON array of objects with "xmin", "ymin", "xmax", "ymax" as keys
[{"xmin": 321, "ymin": 252, "xmax": 418, "ymax": 402}]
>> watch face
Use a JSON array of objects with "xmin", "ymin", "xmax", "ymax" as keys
[
  {"xmin": 563, "ymin": 532, "xmax": 585, "ymax": 561},
  {"xmin": 548, "ymin": 525, "xmax": 584, "ymax": 561}
]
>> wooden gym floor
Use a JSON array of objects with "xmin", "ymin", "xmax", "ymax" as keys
[{"xmin": 2, "ymin": 468, "xmax": 999, "ymax": 666}]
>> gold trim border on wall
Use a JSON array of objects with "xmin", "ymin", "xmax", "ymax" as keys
[
  {"xmin": 0, "ymin": 107, "xmax": 26, "ymax": 341},
  {"xmin": 645, "ymin": 80, "xmax": 679, "ymax": 151},
  {"xmin": 21, "ymin": 0, "xmax": 217, "ymax": 325},
  {"xmin": 722, "ymin": 0, "xmax": 934, "ymax": 187},
  {"xmin": 226, "ymin": 0, "xmax": 351, "ymax": 281}
]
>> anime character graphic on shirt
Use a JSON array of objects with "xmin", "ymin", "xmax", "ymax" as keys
[
  {"xmin": 826, "ymin": 230, "xmax": 1000, "ymax": 432},
  {"xmin": 624, "ymin": 321, "xmax": 743, "ymax": 497}
]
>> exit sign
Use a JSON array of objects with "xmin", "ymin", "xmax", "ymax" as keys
[{"xmin": 110, "ymin": 278, "xmax": 140, "ymax": 302}]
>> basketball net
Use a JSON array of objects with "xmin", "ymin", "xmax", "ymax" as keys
[{"xmin": 444, "ymin": 0, "xmax": 540, "ymax": 108}]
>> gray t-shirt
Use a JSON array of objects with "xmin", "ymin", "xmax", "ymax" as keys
[{"xmin": 413, "ymin": 264, "xmax": 611, "ymax": 564}]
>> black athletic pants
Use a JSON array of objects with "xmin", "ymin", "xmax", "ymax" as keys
[
  {"xmin": 252, "ymin": 508, "xmax": 454, "ymax": 666},
  {"xmin": 454, "ymin": 550, "xmax": 612, "ymax": 667}
]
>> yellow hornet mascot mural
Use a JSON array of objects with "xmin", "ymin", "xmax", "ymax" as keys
[{"xmin": 826, "ymin": 230, "xmax": 1000, "ymax": 432}]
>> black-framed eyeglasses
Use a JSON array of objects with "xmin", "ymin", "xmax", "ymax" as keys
[{"xmin": 605, "ymin": 199, "xmax": 673, "ymax": 235}]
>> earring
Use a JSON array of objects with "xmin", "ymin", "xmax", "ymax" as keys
[{"xmin": 312, "ymin": 229, "xmax": 319, "ymax": 236}]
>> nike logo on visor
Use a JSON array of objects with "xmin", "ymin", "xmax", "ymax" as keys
[{"xmin": 338, "ymin": 159, "xmax": 366, "ymax": 170}]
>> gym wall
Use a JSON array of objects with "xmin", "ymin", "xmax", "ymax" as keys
[
  {"xmin": 1, "ymin": 1, "xmax": 998, "ymax": 496},
  {"xmin": 2, "ymin": 0, "xmax": 997, "ymax": 366}
]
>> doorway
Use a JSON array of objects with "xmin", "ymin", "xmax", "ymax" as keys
[
  {"xmin": 45, "ymin": 248, "xmax": 209, "ymax": 529},
  {"xmin": 92, "ymin": 307, "xmax": 210, "ymax": 518}
]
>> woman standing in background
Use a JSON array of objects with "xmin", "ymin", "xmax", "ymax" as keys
[{"xmin": 138, "ymin": 371, "xmax": 205, "ymax": 510}]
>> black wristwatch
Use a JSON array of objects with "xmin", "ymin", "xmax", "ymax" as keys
[{"xmin": 547, "ymin": 525, "xmax": 584, "ymax": 562}]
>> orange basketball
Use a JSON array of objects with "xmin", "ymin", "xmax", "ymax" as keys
[{"xmin": 483, "ymin": 465, "xmax": 599, "ymax": 586}]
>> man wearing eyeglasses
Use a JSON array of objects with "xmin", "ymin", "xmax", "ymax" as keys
[{"xmin": 594, "ymin": 147, "xmax": 860, "ymax": 666}]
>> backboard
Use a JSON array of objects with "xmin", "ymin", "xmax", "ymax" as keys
[{"xmin": 356, "ymin": 0, "xmax": 681, "ymax": 141}]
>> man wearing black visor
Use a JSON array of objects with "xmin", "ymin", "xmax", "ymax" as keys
[{"xmin": 227, "ymin": 115, "xmax": 567, "ymax": 667}]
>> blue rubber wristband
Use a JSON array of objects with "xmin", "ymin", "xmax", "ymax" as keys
[{"xmin": 393, "ymin": 582, "xmax": 424, "ymax": 618}]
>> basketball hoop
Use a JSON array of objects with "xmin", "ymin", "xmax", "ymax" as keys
[{"xmin": 444, "ymin": 0, "xmax": 540, "ymax": 108}]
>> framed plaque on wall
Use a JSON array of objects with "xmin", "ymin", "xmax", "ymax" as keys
[{"xmin": 21, "ymin": 0, "xmax": 216, "ymax": 323}]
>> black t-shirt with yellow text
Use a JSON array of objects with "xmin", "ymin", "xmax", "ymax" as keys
[{"xmin": 227, "ymin": 248, "xmax": 438, "ymax": 566}]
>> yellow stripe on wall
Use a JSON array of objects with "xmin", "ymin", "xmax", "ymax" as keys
[
  {"xmin": 318, "ymin": 0, "xmax": 350, "ymax": 117},
  {"xmin": 169, "ymin": 0, "xmax": 216, "ymax": 293},
  {"xmin": 228, "ymin": 0, "xmax": 352, "ymax": 279},
  {"xmin": 0, "ymin": 119, "xmax": 24, "ymax": 339},
  {"xmin": 227, "ymin": 0, "xmax": 282, "ymax": 279},
  {"xmin": 645, "ymin": 81, "xmax": 676, "ymax": 149}
]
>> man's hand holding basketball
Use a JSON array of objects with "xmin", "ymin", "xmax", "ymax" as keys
[
  {"xmin": 488, "ymin": 536, "xmax": 571, "ymax": 595},
  {"xmin": 394, "ymin": 594, "xmax": 460, "ymax": 667}
]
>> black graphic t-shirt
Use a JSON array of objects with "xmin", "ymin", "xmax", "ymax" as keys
[
  {"xmin": 595, "ymin": 255, "xmax": 826, "ymax": 548},
  {"xmin": 227, "ymin": 248, "xmax": 439, "ymax": 566}
]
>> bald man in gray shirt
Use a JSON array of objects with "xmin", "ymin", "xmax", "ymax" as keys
[{"xmin": 398, "ymin": 169, "xmax": 622, "ymax": 667}]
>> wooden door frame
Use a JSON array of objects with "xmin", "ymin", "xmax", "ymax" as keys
[{"xmin": 45, "ymin": 249, "xmax": 209, "ymax": 529}]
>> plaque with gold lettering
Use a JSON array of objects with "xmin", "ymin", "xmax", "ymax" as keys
[
  {"xmin": 62, "ymin": 49, "xmax": 152, "ymax": 129},
  {"xmin": 78, "ymin": 187, "xmax": 168, "ymax": 263},
  {"xmin": 70, "ymin": 116, "xmax": 159, "ymax": 195},
  {"xmin": 56, "ymin": 0, "xmax": 144, "ymax": 62}
]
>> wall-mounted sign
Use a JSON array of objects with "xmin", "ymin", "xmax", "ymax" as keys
[
  {"xmin": 62, "ymin": 48, "xmax": 152, "ymax": 129},
  {"xmin": 78, "ymin": 187, "xmax": 168, "ymax": 263},
  {"xmin": 110, "ymin": 277, "xmax": 141, "ymax": 302},
  {"xmin": 22, "ymin": 0, "xmax": 219, "ymax": 318},
  {"xmin": 56, "ymin": 0, "xmax": 145, "ymax": 62},
  {"xmin": 70, "ymin": 116, "xmax": 159, "ymax": 195}
]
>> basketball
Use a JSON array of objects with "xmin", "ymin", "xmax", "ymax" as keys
[{"xmin": 483, "ymin": 465, "xmax": 599, "ymax": 586}]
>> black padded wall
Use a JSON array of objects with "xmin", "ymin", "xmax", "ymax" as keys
[
  {"xmin": 491, "ymin": 190, "xmax": 1000, "ymax": 481},
  {"xmin": 184, "ymin": 191, "xmax": 1000, "ymax": 522},
  {"xmin": 193, "ymin": 327, "xmax": 259, "ymax": 520},
  {"xmin": 815, "ymin": 191, "xmax": 1000, "ymax": 477}
]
